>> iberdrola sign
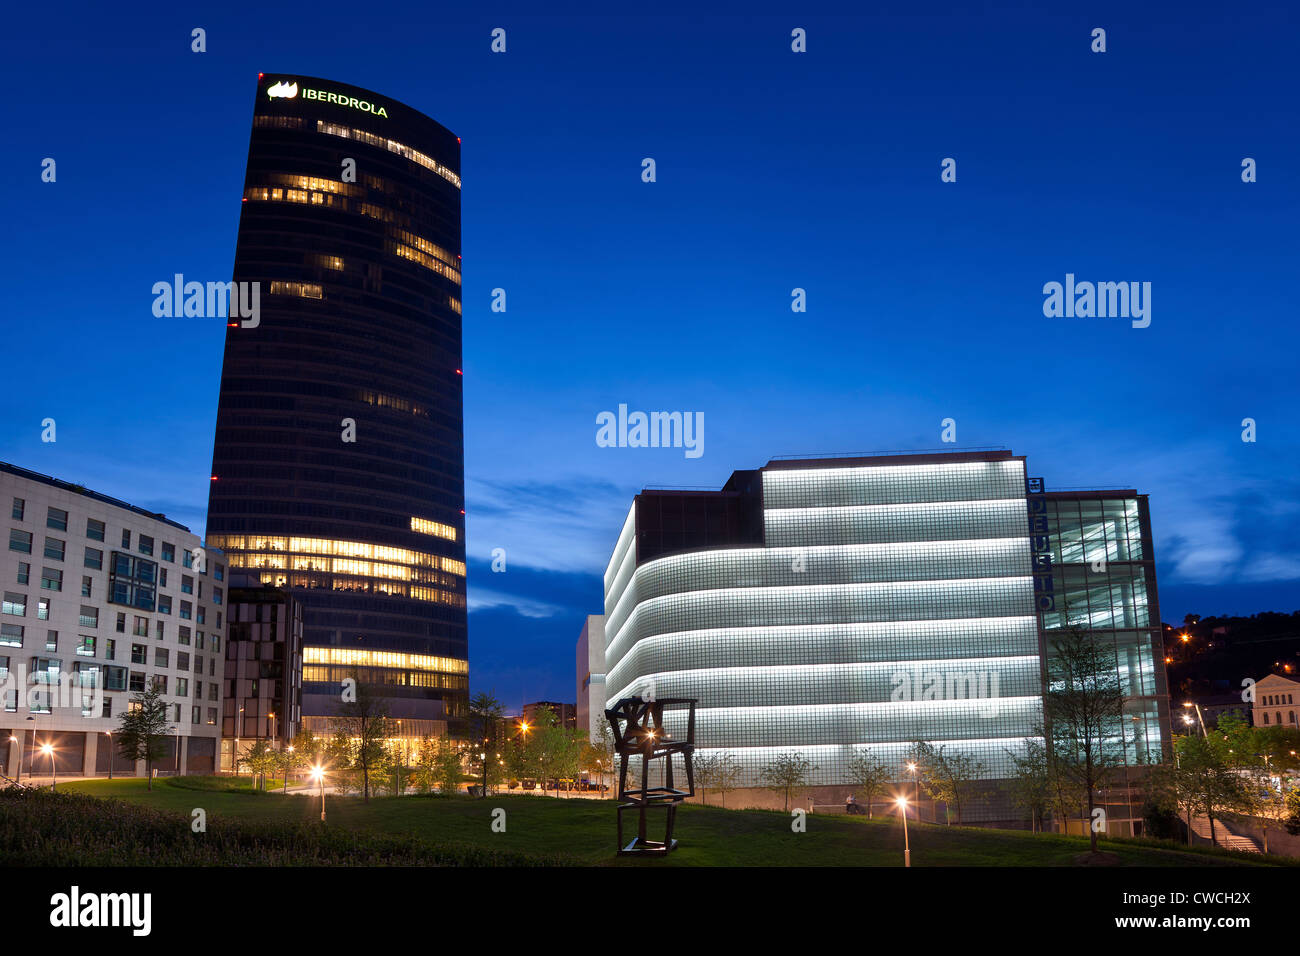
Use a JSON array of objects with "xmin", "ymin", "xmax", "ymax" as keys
[{"xmin": 266, "ymin": 78, "xmax": 388, "ymax": 118}]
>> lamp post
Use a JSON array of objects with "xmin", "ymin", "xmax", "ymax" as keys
[
  {"xmin": 311, "ymin": 765, "xmax": 326, "ymax": 822},
  {"xmin": 896, "ymin": 796, "xmax": 911, "ymax": 868},
  {"xmin": 104, "ymin": 731, "xmax": 113, "ymax": 779},
  {"xmin": 25, "ymin": 715, "xmax": 35, "ymax": 784},
  {"xmin": 41, "ymin": 743, "xmax": 55, "ymax": 791},
  {"xmin": 283, "ymin": 745, "xmax": 294, "ymax": 794},
  {"xmin": 6, "ymin": 735, "xmax": 16, "ymax": 783}
]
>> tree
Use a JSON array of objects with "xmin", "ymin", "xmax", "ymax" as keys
[
  {"xmin": 324, "ymin": 730, "xmax": 359, "ymax": 793},
  {"xmin": 535, "ymin": 724, "xmax": 582, "ymax": 797},
  {"xmin": 714, "ymin": 752, "xmax": 744, "ymax": 808},
  {"xmin": 1161, "ymin": 733, "xmax": 1255, "ymax": 846},
  {"xmin": 1042, "ymin": 624, "xmax": 1129, "ymax": 852},
  {"xmin": 277, "ymin": 728, "xmax": 318, "ymax": 793},
  {"xmin": 1044, "ymin": 744, "xmax": 1086, "ymax": 835},
  {"xmin": 580, "ymin": 737, "xmax": 609, "ymax": 794},
  {"xmin": 694, "ymin": 752, "xmax": 722, "ymax": 806},
  {"xmin": 1004, "ymin": 739, "xmax": 1050, "ymax": 833},
  {"xmin": 115, "ymin": 685, "xmax": 173, "ymax": 791},
  {"xmin": 468, "ymin": 691, "xmax": 505, "ymax": 798},
  {"xmin": 1243, "ymin": 772, "xmax": 1288, "ymax": 854},
  {"xmin": 334, "ymin": 669, "xmax": 394, "ymax": 802},
  {"xmin": 1207, "ymin": 714, "xmax": 1294, "ymax": 853},
  {"xmin": 1284, "ymin": 788, "xmax": 1300, "ymax": 836},
  {"xmin": 434, "ymin": 737, "xmax": 464, "ymax": 794},
  {"xmin": 589, "ymin": 721, "xmax": 617, "ymax": 797},
  {"xmin": 760, "ymin": 752, "xmax": 817, "ymax": 811},
  {"xmin": 411, "ymin": 736, "xmax": 437, "ymax": 794},
  {"xmin": 237, "ymin": 739, "xmax": 276, "ymax": 790},
  {"xmin": 292, "ymin": 728, "xmax": 322, "ymax": 764},
  {"xmin": 907, "ymin": 741, "xmax": 985, "ymax": 825},
  {"xmin": 384, "ymin": 738, "xmax": 410, "ymax": 801},
  {"xmin": 504, "ymin": 726, "xmax": 537, "ymax": 788},
  {"xmin": 843, "ymin": 752, "xmax": 892, "ymax": 818}
]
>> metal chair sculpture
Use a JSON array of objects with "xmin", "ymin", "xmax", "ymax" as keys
[{"xmin": 605, "ymin": 695, "xmax": 697, "ymax": 856}]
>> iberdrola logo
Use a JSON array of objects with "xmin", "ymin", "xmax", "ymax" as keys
[{"xmin": 267, "ymin": 80, "xmax": 298, "ymax": 100}]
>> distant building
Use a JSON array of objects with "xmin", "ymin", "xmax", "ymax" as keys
[
  {"xmin": 220, "ymin": 572, "xmax": 303, "ymax": 771},
  {"xmin": 1252, "ymin": 673, "xmax": 1300, "ymax": 729},
  {"xmin": 1, "ymin": 461, "xmax": 226, "ymax": 779},
  {"xmin": 522, "ymin": 700, "xmax": 576, "ymax": 730},
  {"xmin": 576, "ymin": 615, "xmax": 606, "ymax": 741},
  {"xmin": 1182, "ymin": 691, "xmax": 1250, "ymax": 730}
]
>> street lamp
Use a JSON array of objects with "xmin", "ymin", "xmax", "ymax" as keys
[
  {"xmin": 283, "ymin": 745, "xmax": 294, "ymax": 794},
  {"xmin": 40, "ymin": 742, "xmax": 55, "ymax": 791},
  {"xmin": 311, "ymin": 765, "xmax": 326, "ymax": 822},
  {"xmin": 1181, "ymin": 701, "xmax": 1207, "ymax": 736},
  {"xmin": 25, "ymin": 715, "xmax": 35, "ymax": 784},
  {"xmin": 104, "ymin": 731, "xmax": 113, "ymax": 779},
  {"xmin": 895, "ymin": 796, "xmax": 911, "ymax": 868}
]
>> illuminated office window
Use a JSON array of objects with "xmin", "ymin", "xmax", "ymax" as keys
[
  {"xmin": 268, "ymin": 281, "xmax": 323, "ymax": 299},
  {"xmin": 316, "ymin": 121, "xmax": 461, "ymax": 188},
  {"xmin": 409, "ymin": 517, "xmax": 457, "ymax": 542}
]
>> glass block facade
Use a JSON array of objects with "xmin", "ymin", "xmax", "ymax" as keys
[{"xmin": 603, "ymin": 453, "xmax": 1045, "ymax": 786}]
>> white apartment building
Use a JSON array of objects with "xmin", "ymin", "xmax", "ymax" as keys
[{"xmin": 1, "ymin": 461, "xmax": 225, "ymax": 780}]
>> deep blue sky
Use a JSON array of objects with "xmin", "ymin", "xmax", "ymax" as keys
[{"xmin": 2, "ymin": 2, "xmax": 1297, "ymax": 709}]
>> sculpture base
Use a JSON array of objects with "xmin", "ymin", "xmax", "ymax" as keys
[{"xmin": 618, "ymin": 837, "xmax": 678, "ymax": 856}]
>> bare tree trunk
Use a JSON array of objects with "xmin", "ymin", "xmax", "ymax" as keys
[{"xmin": 1088, "ymin": 791, "xmax": 1098, "ymax": 852}]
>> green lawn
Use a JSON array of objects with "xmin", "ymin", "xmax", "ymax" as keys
[{"xmin": 56, "ymin": 778, "xmax": 1286, "ymax": 867}]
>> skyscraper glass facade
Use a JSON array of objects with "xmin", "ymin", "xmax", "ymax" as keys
[{"xmin": 206, "ymin": 75, "xmax": 467, "ymax": 733}]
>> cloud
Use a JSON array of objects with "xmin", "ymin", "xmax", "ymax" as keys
[
  {"xmin": 465, "ymin": 474, "xmax": 634, "ymax": 574},
  {"xmin": 466, "ymin": 556, "xmax": 601, "ymax": 622},
  {"xmin": 1240, "ymin": 553, "xmax": 1300, "ymax": 582}
]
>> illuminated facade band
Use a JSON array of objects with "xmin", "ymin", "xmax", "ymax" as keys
[
  {"xmin": 207, "ymin": 75, "xmax": 466, "ymax": 729},
  {"xmin": 601, "ymin": 451, "xmax": 1169, "ymax": 797}
]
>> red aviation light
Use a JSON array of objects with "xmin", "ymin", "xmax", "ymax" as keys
[{"xmin": 210, "ymin": 476, "xmax": 219, "ymax": 481}]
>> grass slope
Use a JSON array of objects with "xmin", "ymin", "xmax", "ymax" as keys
[{"xmin": 30, "ymin": 778, "xmax": 1283, "ymax": 867}]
